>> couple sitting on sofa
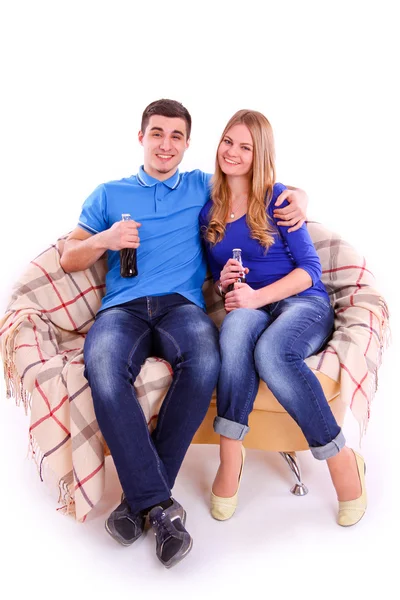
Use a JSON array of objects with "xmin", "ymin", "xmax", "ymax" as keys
[{"xmin": 56, "ymin": 99, "xmax": 367, "ymax": 569}]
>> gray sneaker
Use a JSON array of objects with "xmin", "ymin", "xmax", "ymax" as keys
[
  {"xmin": 149, "ymin": 499, "xmax": 192, "ymax": 569},
  {"xmin": 105, "ymin": 497, "xmax": 146, "ymax": 546}
]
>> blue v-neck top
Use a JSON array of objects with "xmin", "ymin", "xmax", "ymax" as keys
[{"xmin": 199, "ymin": 182, "xmax": 329, "ymax": 302}]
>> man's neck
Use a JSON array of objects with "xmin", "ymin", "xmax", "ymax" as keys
[{"xmin": 143, "ymin": 165, "xmax": 178, "ymax": 182}]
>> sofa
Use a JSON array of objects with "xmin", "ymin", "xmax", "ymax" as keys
[{"xmin": 0, "ymin": 221, "xmax": 389, "ymax": 521}]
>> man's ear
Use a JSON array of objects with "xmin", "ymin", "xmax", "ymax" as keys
[
  {"xmin": 138, "ymin": 130, "xmax": 144, "ymax": 145},
  {"xmin": 185, "ymin": 137, "xmax": 190, "ymax": 150}
]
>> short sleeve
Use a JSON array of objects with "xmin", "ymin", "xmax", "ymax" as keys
[
  {"xmin": 202, "ymin": 172, "xmax": 212, "ymax": 189},
  {"xmin": 78, "ymin": 185, "xmax": 109, "ymax": 234}
]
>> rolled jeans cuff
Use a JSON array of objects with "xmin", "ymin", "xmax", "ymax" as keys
[
  {"xmin": 213, "ymin": 416, "xmax": 249, "ymax": 441},
  {"xmin": 309, "ymin": 430, "xmax": 346, "ymax": 460}
]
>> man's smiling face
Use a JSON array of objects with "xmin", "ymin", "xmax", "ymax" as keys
[{"xmin": 138, "ymin": 115, "xmax": 190, "ymax": 181}]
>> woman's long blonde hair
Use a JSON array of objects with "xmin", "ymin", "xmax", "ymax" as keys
[{"xmin": 205, "ymin": 109, "xmax": 276, "ymax": 249}]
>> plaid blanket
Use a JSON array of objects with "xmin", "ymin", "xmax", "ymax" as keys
[{"xmin": 0, "ymin": 222, "xmax": 389, "ymax": 521}]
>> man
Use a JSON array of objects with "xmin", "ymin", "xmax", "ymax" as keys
[{"xmin": 60, "ymin": 99, "xmax": 307, "ymax": 568}]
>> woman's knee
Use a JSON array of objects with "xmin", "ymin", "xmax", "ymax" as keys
[
  {"xmin": 220, "ymin": 309, "xmax": 265, "ymax": 353},
  {"xmin": 254, "ymin": 335, "xmax": 293, "ymax": 381}
]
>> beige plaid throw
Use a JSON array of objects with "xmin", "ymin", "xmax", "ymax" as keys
[{"xmin": 0, "ymin": 222, "xmax": 389, "ymax": 521}]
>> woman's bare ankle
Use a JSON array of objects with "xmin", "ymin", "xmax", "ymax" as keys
[
  {"xmin": 213, "ymin": 438, "xmax": 243, "ymax": 497},
  {"xmin": 327, "ymin": 447, "xmax": 362, "ymax": 502}
]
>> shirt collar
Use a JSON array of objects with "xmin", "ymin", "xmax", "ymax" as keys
[{"xmin": 136, "ymin": 165, "xmax": 181, "ymax": 190}]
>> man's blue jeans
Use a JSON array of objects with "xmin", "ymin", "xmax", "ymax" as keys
[
  {"xmin": 84, "ymin": 294, "xmax": 220, "ymax": 514},
  {"xmin": 214, "ymin": 296, "xmax": 345, "ymax": 459}
]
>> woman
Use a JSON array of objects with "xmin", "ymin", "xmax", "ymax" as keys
[{"xmin": 199, "ymin": 110, "xmax": 366, "ymax": 527}]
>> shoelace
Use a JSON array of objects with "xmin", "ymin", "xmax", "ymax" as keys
[{"xmin": 151, "ymin": 511, "xmax": 180, "ymax": 545}]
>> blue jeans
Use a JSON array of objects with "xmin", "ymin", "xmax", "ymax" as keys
[
  {"xmin": 84, "ymin": 294, "xmax": 220, "ymax": 513},
  {"xmin": 214, "ymin": 296, "xmax": 345, "ymax": 459}
]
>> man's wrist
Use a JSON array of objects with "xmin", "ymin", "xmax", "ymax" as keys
[{"xmin": 94, "ymin": 230, "xmax": 110, "ymax": 252}]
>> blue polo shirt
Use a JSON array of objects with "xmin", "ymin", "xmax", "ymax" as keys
[{"xmin": 78, "ymin": 167, "xmax": 212, "ymax": 311}]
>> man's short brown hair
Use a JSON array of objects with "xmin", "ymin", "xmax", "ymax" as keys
[{"xmin": 141, "ymin": 99, "xmax": 192, "ymax": 139}]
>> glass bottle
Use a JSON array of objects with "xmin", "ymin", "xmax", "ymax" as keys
[
  {"xmin": 120, "ymin": 213, "xmax": 138, "ymax": 278},
  {"xmin": 227, "ymin": 248, "xmax": 246, "ymax": 292}
]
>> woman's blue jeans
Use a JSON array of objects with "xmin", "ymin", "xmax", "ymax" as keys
[
  {"xmin": 84, "ymin": 294, "xmax": 220, "ymax": 514},
  {"xmin": 214, "ymin": 296, "xmax": 345, "ymax": 459}
]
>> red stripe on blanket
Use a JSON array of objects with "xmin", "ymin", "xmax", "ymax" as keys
[
  {"xmin": 322, "ymin": 264, "xmax": 373, "ymax": 276},
  {"xmin": 29, "ymin": 315, "xmax": 46, "ymax": 364},
  {"xmin": 147, "ymin": 414, "xmax": 158, "ymax": 426},
  {"xmin": 14, "ymin": 343, "xmax": 38, "ymax": 349},
  {"xmin": 40, "ymin": 284, "xmax": 106, "ymax": 315},
  {"xmin": 336, "ymin": 258, "xmax": 368, "ymax": 315},
  {"xmin": 32, "ymin": 380, "xmax": 70, "ymax": 435},
  {"xmin": 339, "ymin": 363, "xmax": 368, "ymax": 402},
  {"xmin": 336, "ymin": 306, "xmax": 351, "ymax": 314},
  {"xmin": 364, "ymin": 312, "xmax": 374, "ymax": 357},
  {"xmin": 355, "ymin": 257, "xmax": 366, "ymax": 284},
  {"xmin": 74, "ymin": 460, "xmax": 105, "ymax": 491},
  {"xmin": 0, "ymin": 309, "xmax": 22, "ymax": 336},
  {"xmin": 349, "ymin": 257, "xmax": 366, "ymax": 307},
  {"xmin": 350, "ymin": 372, "xmax": 368, "ymax": 407},
  {"xmin": 31, "ymin": 261, "xmax": 77, "ymax": 329},
  {"xmin": 29, "ymin": 393, "xmax": 69, "ymax": 432},
  {"xmin": 154, "ymin": 357, "xmax": 173, "ymax": 376}
]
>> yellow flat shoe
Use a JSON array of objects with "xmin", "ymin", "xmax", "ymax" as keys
[
  {"xmin": 210, "ymin": 446, "xmax": 246, "ymax": 521},
  {"xmin": 337, "ymin": 450, "xmax": 367, "ymax": 527}
]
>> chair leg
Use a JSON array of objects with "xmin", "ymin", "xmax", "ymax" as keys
[{"xmin": 279, "ymin": 452, "xmax": 308, "ymax": 496}]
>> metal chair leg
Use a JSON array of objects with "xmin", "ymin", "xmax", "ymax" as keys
[{"xmin": 279, "ymin": 452, "xmax": 308, "ymax": 496}]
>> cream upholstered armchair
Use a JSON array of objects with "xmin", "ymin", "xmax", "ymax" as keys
[{"xmin": 0, "ymin": 221, "xmax": 388, "ymax": 520}]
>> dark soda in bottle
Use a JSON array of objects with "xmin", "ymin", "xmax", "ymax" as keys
[
  {"xmin": 120, "ymin": 213, "xmax": 138, "ymax": 277},
  {"xmin": 227, "ymin": 248, "xmax": 246, "ymax": 292}
]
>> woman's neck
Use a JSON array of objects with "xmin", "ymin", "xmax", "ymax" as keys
[{"xmin": 226, "ymin": 175, "xmax": 250, "ymax": 201}]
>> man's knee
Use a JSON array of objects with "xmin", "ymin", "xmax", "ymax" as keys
[
  {"xmin": 171, "ymin": 311, "xmax": 220, "ymax": 381},
  {"xmin": 84, "ymin": 343, "xmax": 119, "ymax": 396},
  {"xmin": 189, "ymin": 321, "xmax": 220, "ymax": 376},
  {"xmin": 83, "ymin": 322, "xmax": 134, "ymax": 393}
]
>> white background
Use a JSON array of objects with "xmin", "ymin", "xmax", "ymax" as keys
[{"xmin": 0, "ymin": 1, "xmax": 398, "ymax": 599}]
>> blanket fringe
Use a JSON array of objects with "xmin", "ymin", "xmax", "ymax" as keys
[
  {"xmin": 3, "ymin": 358, "xmax": 32, "ymax": 414},
  {"xmin": 358, "ymin": 296, "xmax": 391, "ymax": 445},
  {"xmin": 3, "ymin": 374, "xmax": 77, "ymax": 518},
  {"xmin": 28, "ymin": 432, "xmax": 76, "ymax": 517},
  {"xmin": 379, "ymin": 297, "xmax": 391, "ymax": 356}
]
